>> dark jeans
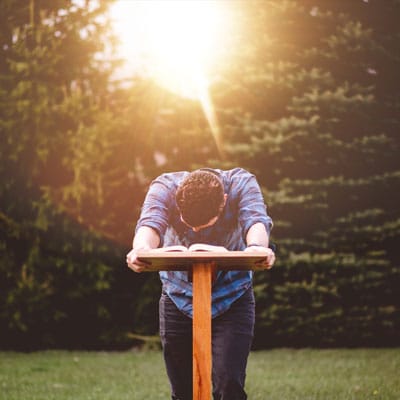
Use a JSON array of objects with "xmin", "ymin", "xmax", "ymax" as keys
[{"xmin": 159, "ymin": 288, "xmax": 255, "ymax": 400}]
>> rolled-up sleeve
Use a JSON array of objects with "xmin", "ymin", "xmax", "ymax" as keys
[
  {"xmin": 135, "ymin": 174, "xmax": 178, "ymax": 242},
  {"xmin": 232, "ymin": 169, "xmax": 273, "ymax": 240}
]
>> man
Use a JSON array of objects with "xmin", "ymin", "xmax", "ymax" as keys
[{"xmin": 126, "ymin": 167, "xmax": 275, "ymax": 400}]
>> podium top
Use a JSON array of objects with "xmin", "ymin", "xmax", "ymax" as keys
[{"xmin": 136, "ymin": 250, "xmax": 269, "ymax": 271}]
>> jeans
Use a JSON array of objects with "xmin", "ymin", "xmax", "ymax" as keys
[{"xmin": 159, "ymin": 287, "xmax": 255, "ymax": 400}]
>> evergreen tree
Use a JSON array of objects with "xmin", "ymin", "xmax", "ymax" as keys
[
  {"xmin": 210, "ymin": 0, "xmax": 400, "ymax": 346},
  {"xmin": 1, "ymin": 0, "xmax": 399, "ymax": 348},
  {"xmin": 108, "ymin": 0, "xmax": 400, "ymax": 347},
  {"xmin": 0, "ymin": 0, "xmax": 140, "ymax": 348}
]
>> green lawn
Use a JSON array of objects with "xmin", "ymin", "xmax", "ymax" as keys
[{"xmin": 0, "ymin": 349, "xmax": 398, "ymax": 399}]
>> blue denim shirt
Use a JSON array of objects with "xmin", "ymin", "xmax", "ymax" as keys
[{"xmin": 135, "ymin": 168, "xmax": 273, "ymax": 318}]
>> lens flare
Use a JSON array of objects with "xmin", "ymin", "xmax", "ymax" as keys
[{"xmin": 110, "ymin": 0, "xmax": 235, "ymax": 155}]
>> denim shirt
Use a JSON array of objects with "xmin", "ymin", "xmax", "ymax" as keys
[{"xmin": 135, "ymin": 167, "xmax": 273, "ymax": 318}]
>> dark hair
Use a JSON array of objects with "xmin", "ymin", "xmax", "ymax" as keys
[{"xmin": 176, "ymin": 170, "xmax": 225, "ymax": 227}]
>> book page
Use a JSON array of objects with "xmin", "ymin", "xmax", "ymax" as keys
[
  {"xmin": 152, "ymin": 244, "xmax": 228, "ymax": 252},
  {"xmin": 188, "ymin": 243, "xmax": 228, "ymax": 252},
  {"xmin": 152, "ymin": 245, "xmax": 188, "ymax": 252}
]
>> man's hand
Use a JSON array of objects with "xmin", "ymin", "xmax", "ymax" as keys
[
  {"xmin": 244, "ymin": 245, "xmax": 276, "ymax": 269},
  {"xmin": 126, "ymin": 247, "xmax": 151, "ymax": 273},
  {"xmin": 127, "ymin": 227, "xmax": 161, "ymax": 273}
]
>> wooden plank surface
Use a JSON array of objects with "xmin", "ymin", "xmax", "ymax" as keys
[
  {"xmin": 137, "ymin": 250, "xmax": 268, "ymax": 271},
  {"xmin": 192, "ymin": 262, "xmax": 213, "ymax": 400}
]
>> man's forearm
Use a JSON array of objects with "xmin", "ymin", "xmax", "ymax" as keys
[
  {"xmin": 245, "ymin": 222, "xmax": 269, "ymax": 247},
  {"xmin": 133, "ymin": 226, "xmax": 160, "ymax": 250}
]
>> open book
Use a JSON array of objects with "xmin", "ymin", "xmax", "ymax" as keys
[{"xmin": 152, "ymin": 243, "xmax": 228, "ymax": 253}]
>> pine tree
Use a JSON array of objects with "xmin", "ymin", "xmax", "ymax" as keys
[
  {"xmin": 109, "ymin": 0, "xmax": 400, "ymax": 346},
  {"xmin": 209, "ymin": 0, "xmax": 400, "ymax": 346},
  {"xmin": 0, "ymin": 0, "xmax": 133, "ymax": 348}
]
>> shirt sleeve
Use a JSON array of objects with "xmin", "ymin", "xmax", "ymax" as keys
[
  {"xmin": 231, "ymin": 168, "xmax": 273, "ymax": 240},
  {"xmin": 135, "ymin": 173, "xmax": 180, "ymax": 243}
]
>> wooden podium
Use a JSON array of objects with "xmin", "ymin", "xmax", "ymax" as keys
[{"xmin": 137, "ymin": 251, "xmax": 268, "ymax": 400}]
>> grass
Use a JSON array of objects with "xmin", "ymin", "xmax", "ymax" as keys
[
  {"xmin": 247, "ymin": 349, "xmax": 399, "ymax": 400},
  {"xmin": 0, "ymin": 348, "xmax": 399, "ymax": 399}
]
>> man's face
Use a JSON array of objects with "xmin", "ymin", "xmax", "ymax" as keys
[
  {"xmin": 180, "ymin": 193, "xmax": 227, "ymax": 232},
  {"xmin": 180, "ymin": 215, "xmax": 219, "ymax": 232}
]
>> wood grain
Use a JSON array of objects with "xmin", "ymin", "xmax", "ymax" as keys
[{"xmin": 192, "ymin": 262, "xmax": 213, "ymax": 400}]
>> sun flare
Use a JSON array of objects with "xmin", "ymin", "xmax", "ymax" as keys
[
  {"xmin": 110, "ymin": 0, "xmax": 232, "ymax": 99},
  {"xmin": 110, "ymin": 0, "xmax": 235, "ymax": 156}
]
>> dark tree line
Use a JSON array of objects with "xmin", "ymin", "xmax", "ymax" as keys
[{"xmin": 0, "ymin": 0, "xmax": 399, "ymax": 349}]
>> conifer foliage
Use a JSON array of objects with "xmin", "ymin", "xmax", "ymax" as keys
[
  {"xmin": 0, "ymin": 0, "xmax": 134, "ymax": 349},
  {"xmin": 212, "ymin": 0, "xmax": 400, "ymax": 347},
  {"xmin": 0, "ymin": 0, "xmax": 398, "ymax": 348}
]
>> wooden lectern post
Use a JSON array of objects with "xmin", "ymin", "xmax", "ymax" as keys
[
  {"xmin": 192, "ymin": 262, "xmax": 214, "ymax": 400},
  {"xmin": 137, "ymin": 251, "xmax": 268, "ymax": 400}
]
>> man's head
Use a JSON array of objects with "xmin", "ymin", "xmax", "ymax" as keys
[{"xmin": 176, "ymin": 170, "xmax": 226, "ymax": 231}]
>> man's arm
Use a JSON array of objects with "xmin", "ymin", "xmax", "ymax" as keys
[
  {"xmin": 126, "ymin": 226, "xmax": 161, "ymax": 273},
  {"xmin": 245, "ymin": 222, "xmax": 269, "ymax": 248},
  {"xmin": 245, "ymin": 222, "xmax": 275, "ymax": 269},
  {"xmin": 233, "ymin": 169, "xmax": 273, "ymax": 242},
  {"xmin": 126, "ymin": 173, "xmax": 178, "ymax": 273}
]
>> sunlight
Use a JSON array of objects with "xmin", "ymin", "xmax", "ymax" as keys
[
  {"xmin": 110, "ymin": 0, "xmax": 232, "ymax": 99},
  {"xmin": 110, "ymin": 0, "xmax": 235, "ymax": 156}
]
